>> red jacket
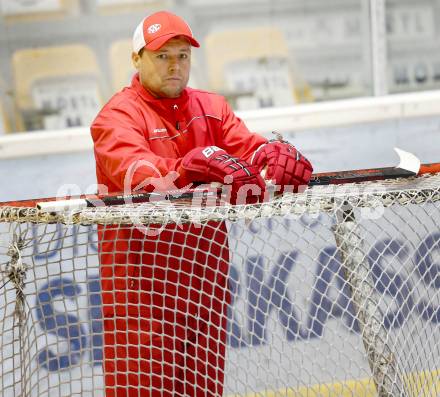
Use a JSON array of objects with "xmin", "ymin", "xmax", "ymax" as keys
[
  {"xmin": 90, "ymin": 75, "xmax": 268, "ymax": 396},
  {"xmin": 91, "ymin": 73, "xmax": 267, "ymax": 193}
]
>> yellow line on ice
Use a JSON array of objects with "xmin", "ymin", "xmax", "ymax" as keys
[{"xmin": 227, "ymin": 368, "xmax": 440, "ymax": 397}]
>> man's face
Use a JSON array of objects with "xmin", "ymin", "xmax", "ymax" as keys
[{"xmin": 132, "ymin": 37, "xmax": 191, "ymax": 98}]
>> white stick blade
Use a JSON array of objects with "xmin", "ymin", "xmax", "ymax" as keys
[{"xmin": 394, "ymin": 147, "xmax": 421, "ymax": 174}]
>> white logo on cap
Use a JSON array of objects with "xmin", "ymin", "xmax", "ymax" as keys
[{"xmin": 147, "ymin": 24, "xmax": 161, "ymax": 34}]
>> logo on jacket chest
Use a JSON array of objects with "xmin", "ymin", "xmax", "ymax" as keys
[{"xmin": 152, "ymin": 128, "xmax": 168, "ymax": 134}]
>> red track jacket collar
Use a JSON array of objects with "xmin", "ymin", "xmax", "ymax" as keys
[{"xmin": 130, "ymin": 73, "xmax": 189, "ymax": 116}]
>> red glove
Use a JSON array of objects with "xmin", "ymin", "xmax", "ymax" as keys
[
  {"xmin": 251, "ymin": 140, "xmax": 313, "ymax": 193},
  {"xmin": 179, "ymin": 146, "xmax": 266, "ymax": 204}
]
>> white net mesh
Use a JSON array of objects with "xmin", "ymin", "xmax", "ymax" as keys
[{"xmin": 1, "ymin": 174, "xmax": 440, "ymax": 396}]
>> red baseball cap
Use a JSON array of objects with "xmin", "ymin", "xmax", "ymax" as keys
[{"xmin": 132, "ymin": 11, "xmax": 200, "ymax": 53}]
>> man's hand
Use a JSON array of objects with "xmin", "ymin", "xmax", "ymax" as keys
[
  {"xmin": 251, "ymin": 140, "xmax": 313, "ymax": 192},
  {"xmin": 179, "ymin": 146, "xmax": 266, "ymax": 204}
]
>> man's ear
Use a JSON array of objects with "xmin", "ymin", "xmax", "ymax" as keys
[{"xmin": 132, "ymin": 51, "xmax": 141, "ymax": 70}]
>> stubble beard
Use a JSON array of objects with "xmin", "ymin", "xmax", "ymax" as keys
[{"xmin": 160, "ymin": 79, "xmax": 188, "ymax": 98}]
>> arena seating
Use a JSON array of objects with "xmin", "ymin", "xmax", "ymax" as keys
[
  {"xmin": 0, "ymin": 103, "xmax": 10, "ymax": 134},
  {"xmin": 204, "ymin": 26, "xmax": 299, "ymax": 109},
  {"xmin": 109, "ymin": 39, "xmax": 135, "ymax": 93},
  {"xmin": 12, "ymin": 44, "xmax": 103, "ymax": 131},
  {"xmin": 97, "ymin": 0, "xmax": 167, "ymax": 14},
  {"xmin": 0, "ymin": 0, "xmax": 76, "ymax": 20}
]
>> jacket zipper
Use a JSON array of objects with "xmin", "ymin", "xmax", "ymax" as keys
[{"xmin": 173, "ymin": 104, "xmax": 180, "ymax": 130}]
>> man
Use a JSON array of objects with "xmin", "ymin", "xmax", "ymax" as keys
[{"xmin": 91, "ymin": 10, "xmax": 312, "ymax": 396}]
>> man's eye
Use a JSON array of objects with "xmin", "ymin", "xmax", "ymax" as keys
[
  {"xmin": 157, "ymin": 54, "xmax": 167, "ymax": 59},
  {"xmin": 180, "ymin": 54, "xmax": 188, "ymax": 59}
]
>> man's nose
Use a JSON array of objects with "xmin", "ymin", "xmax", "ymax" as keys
[{"xmin": 168, "ymin": 58, "xmax": 180, "ymax": 72}]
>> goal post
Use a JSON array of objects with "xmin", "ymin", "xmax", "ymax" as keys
[{"xmin": 1, "ymin": 171, "xmax": 440, "ymax": 396}]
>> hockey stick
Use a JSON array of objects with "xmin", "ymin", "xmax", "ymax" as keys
[
  {"xmin": 309, "ymin": 148, "xmax": 422, "ymax": 185},
  {"xmin": 3, "ymin": 150, "xmax": 439, "ymax": 212},
  {"xmin": 0, "ymin": 187, "xmax": 218, "ymax": 211}
]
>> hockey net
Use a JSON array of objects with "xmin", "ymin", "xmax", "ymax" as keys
[{"xmin": 1, "ymin": 173, "xmax": 440, "ymax": 396}]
